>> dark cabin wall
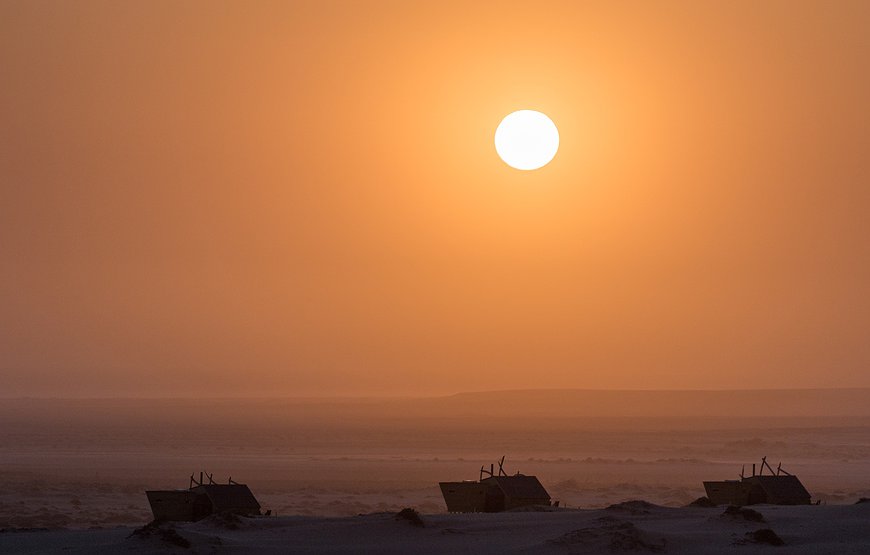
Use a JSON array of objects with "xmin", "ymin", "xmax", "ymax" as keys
[{"xmin": 146, "ymin": 491, "xmax": 199, "ymax": 522}]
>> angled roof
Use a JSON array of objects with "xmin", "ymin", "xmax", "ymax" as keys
[
  {"xmin": 194, "ymin": 484, "xmax": 261, "ymax": 511},
  {"xmin": 746, "ymin": 475, "xmax": 810, "ymax": 501},
  {"xmin": 486, "ymin": 475, "xmax": 550, "ymax": 500}
]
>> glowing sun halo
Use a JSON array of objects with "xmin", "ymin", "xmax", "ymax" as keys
[{"xmin": 494, "ymin": 110, "xmax": 559, "ymax": 170}]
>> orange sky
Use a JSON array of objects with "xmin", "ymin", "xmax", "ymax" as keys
[{"xmin": 1, "ymin": 1, "xmax": 869, "ymax": 397}]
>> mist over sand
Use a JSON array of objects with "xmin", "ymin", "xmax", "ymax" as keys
[{"xmin": 2, "ymin": 389, "xmax": 869, "ymax": 530}]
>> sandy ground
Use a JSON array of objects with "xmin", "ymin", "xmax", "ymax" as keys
[
  {"xmin": 3, "ymin": 437, "xmax": 869, "ymax": 528},
  {"xmin": 2, "ymin": 503, "xmax": 869, "ymax": 554}
]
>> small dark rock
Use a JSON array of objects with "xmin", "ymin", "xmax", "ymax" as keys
[
  {"xmin": 395, "ymin": 507, "xmax": 425, "ymax": 528},
  {"xmin": 747, "ymin": 528, "xmax": 785, "ymax": 546},
  {"xmin": 128, "ymin": 520, "xmax": 191, "ymax": 549},
  {"xmin": 605, "ymin": 500, "xmax": 658, "ymax": 515},
  {"xmin": 128, "ymin": 520, "xmax": 161, "ymax": 539},
  {"xmin": 855, "ymin": 498, "xmax": 870, "ymax": 504},
  {"xmin": 722, "ymin": 505, "xmax": 766, "ymax": 522},
  {"xmin": 686, "ymin": 496, "xmax": 717, "ymax": 508}
]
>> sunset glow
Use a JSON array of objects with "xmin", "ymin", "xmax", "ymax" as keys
[{"xmin": 1, "ymin": 1, "xmax": 869, "ymax": 398}]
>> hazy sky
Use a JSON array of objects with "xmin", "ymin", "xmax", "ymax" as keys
[{"xmin": 2, "ymin": 1, "xmax": 869, "ymax": 397}]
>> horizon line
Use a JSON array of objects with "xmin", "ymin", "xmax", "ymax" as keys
[{"xmin": 2, "ymin": 385, "xmax": 869, "ymax": 401}]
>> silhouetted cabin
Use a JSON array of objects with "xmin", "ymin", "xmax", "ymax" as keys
[
  {"xmin": 440, "ymin": 457, "xmax": 551, "ymax": 513},
  {"xmin": 146, "ymin": 472, "xmax": 261, "ymax": 522},
  {"xmin": 703, "ymin": 457, "xmax": 811, "ymax": 506}
]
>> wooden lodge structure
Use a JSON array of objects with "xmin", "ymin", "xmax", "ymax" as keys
[
  {"xmin": 439, "ymin": 457, "xmax": 551, "ymax": 513},
  {"xmin": 146, "ymin": 472, "xmax": 262, "ymax": 522},
  {"xmin": 703, "ymin": 457, "xmax": 812, "ymax": 506}
]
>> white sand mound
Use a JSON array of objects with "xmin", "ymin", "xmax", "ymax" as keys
[
  {"xmin": 2, "ymin": 503, "xmax": 870, "ymax": 554},
  {"xmin": 546, "ymin": 517, "xmax": 667, "ymax": 552}
]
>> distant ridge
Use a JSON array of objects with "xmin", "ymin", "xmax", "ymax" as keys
[
  {"xmin": 448, "ymin": 386, "xmax": 870, "ymax": 395},
  {"xmin": 2, "ymin": 389, "xmax": 869, "ymax": 429}
]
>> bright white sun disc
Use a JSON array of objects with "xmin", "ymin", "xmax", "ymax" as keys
[{"xmin": 494, "ymin": 110, "xmax": 559, "ymax": 170}]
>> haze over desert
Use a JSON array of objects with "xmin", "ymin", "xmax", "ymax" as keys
[{"xmin": 2, "ymin": 0, "xmax": 870, "ymax": 553}]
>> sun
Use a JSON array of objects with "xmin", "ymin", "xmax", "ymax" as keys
[{"xmin": 494, "ymin": 110, "xmax": 559, "ymax": 170}]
